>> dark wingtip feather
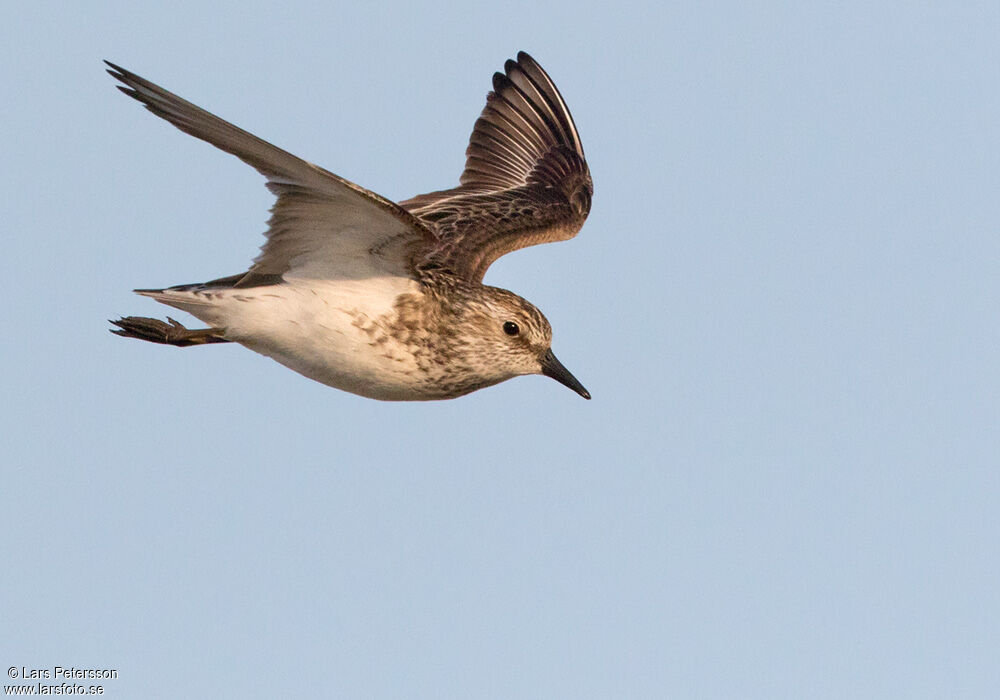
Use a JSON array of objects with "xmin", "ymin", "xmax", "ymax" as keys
[{"xmin": 104, "ymin": 60, "xmax": 129, "ymax": 82}]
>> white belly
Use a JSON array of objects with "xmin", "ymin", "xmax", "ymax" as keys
[{"xmin": 167, "ymin": 276, "xmax": 431, "ymax": 400}]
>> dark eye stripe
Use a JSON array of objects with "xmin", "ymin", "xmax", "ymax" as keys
[{"xmin": 503, "ymin": 321, "xmax": 520, "ymax": 336}]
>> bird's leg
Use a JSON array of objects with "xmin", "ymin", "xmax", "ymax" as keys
[{"xmin": 110, "ymin": 316, "xmax": 230, "ymax": 347}]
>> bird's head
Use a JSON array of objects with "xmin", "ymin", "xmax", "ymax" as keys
[{"xmin": 456, "ymin": 286, "xmax": 590, "ymax": 399}]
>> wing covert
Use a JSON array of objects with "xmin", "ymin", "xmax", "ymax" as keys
[
  {"xmin": 106, "ymin": 61, "xmax": 436, "ymax": 282},
  {"xmin": 401, "ymin": 52, "xmax": 592, "ymax": 282}
]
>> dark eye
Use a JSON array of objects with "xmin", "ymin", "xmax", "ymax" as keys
[{"xmin": 503, "ymin": 321, "xmax": 520, "ymax": 336}]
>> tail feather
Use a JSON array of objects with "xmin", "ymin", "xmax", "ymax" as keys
[{"xmin": 135, "ymin": 287, "xmax": 215, "ymax": 306}]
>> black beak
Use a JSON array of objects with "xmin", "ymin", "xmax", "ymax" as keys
[{"xmin": 540, "ymin": 349, "xmax": 591, "ymax": 399}]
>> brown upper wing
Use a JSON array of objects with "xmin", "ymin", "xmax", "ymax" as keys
[
  {"xmin": 106, "ymin": 62, "xmax": 436, "ymax": 283},
  {"xmin": 401, "ymin": 52, "xmax": 592, "ymax": 283}
]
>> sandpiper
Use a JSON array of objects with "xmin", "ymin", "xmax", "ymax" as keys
[{"xmin": 108, "ymin": 52, "xmax": 593, "ymax": 401}]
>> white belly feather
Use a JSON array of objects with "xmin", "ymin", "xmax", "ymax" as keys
[{"xmin": 148, "ymin": 276, "xmax": 427, "ymax": 400}]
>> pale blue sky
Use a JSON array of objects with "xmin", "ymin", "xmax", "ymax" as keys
[{"xmin": 3, "ymin": 1, "xmax": 999, "ymax": 698}]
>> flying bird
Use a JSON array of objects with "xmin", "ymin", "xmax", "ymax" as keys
[{"xmin": 108, "ymin": 52, "xmax": 593, "ymax": 400}]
